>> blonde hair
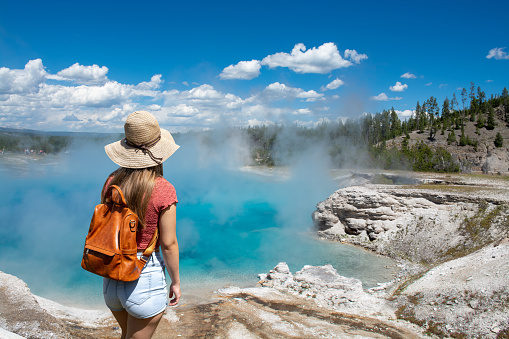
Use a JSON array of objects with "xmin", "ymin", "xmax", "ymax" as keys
[{"xmin": 102, "ymin": 164, "xmax": 163, "ymax": 229}]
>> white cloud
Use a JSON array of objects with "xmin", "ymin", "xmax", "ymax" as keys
[
  {"xmin": 219, "ymin": 60, "xmax": 261, "ymax": 80},
  {"xmin": 425, "ymin": 82, "xmax": 432, "ymax": 86},
  {"xmin": 161, "ymin": 84, "xmax": 246, "ymax": 127},
  {"xmin": 395, "ymin": 109, "xmax": 414, "ymax": 118},
  {"xmin": 0, "ymin": 59, "xmax": 47, "ymax": 94},
  {"xmin": 261, "ymin": 82, "xmax": 324, "ymax": 102},
  {"xmin": 293, "ymin": 117, "xmax": 334, "ymax": 128},
  {"xmin": 293, "ymin": 108, "xmax": 312, "ymax": 115},
  {"xmin": 344, "ymin": 49, "xmax": 368, "ymax": 64},
  {"xmin": 100, "ymin": 104, "xmax": 136, "ymax": 122},
  {"xmin": 246, "ymin": 118, "xmax": 275, "ymax": 127},
  {"xmin": 0, "ymin": 59, "xmax": 339, "ymax": 132},
  {"xmin": 321, "ymin": 78, "xmax": 344, "ymax": 91},
  {"xmin": 486, "ymin": 47, "xmax": 509, "ymax": 60},
  {"xmin": 261, "ymin": 43, "xmax": 356, "ymax": 74},
  {"xmin": 188, "ymin": 84, "xmax": 223, "ymax": 99},
  {"xmin": 50, "ymin": 63, "xmax": 109, "ymax": 85},
  {"xmin": 37, "ymin": 80, "xmax": 158, "ymax": 108},
  {"xmin": 239, "ymin": 104, "xmax": 288, "ymax": 121},
  {"xmin": 147, "ymin": 104, "xmax": 162, "ymax": 111},
  {"xmin": 401, "ymin": 72, "xmax": 417, "ymax": 79},
  {"xmin": 370, "ymin": 93, "xmax": 388, "ymax": 101},
  {"xmin": 390, "ymin": 81, "xmax": 408, "ymax": 92},
  {"xmin": 0, "ymin": 60, "xmax": 167, "ymax": 130},
  {"xmin": 137, "ymin": 75, "xmax": 163, "ymax": 90},
  {"xmin": 298, "ymin": 90, "xmax": 323, "ymax": 102},
  {"xmin": 167, "ymin": 104, "xmax": 200, "ymax": 117},
  {"xmin": 219, "ymin": 43, "xmax": 366, "ymax": 80},
  {"xmin": 52, "ymin": 83, "xmax": 117, "ymax": 106},
  {"xmin": 370, "ymin": 93, "xmax": 402, "ymax": 101}
]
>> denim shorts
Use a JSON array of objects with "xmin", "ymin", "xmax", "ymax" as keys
[{"xmin": 103, "ymin": 252, "xmax": 168, "ymax": 319}]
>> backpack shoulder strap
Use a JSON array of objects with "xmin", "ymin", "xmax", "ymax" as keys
[
  {"xmin": 105, "ymin": 185, "xmax": 128, "ymax": 207},
  {"xmin": 139, "ymin": 228, "xmax": 159, "ymax": 264}
]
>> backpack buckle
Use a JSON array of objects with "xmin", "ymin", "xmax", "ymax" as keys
[{"xmin": 130, "ymin": 220, "xmax": 137, "ymax": 232}]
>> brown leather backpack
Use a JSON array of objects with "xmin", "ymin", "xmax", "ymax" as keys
[{"xmin": 81, "ymin": 185, "xmax": 158, "ymax": 281}]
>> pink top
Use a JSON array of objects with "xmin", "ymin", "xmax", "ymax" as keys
[{"xmin": 104, "ymin": 176, "xmax": 178, "ymax": 249}]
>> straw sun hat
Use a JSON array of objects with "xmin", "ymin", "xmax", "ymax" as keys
[{"xmin": 105, "ymin": 111, "xmax": 179, "ymax": 169}]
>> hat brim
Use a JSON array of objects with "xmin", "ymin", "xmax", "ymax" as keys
[{"xmin": 105, "ymin": 129, "xmax": 179, "ymax": 169}]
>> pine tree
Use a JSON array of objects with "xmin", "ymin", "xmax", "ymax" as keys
[
  {"xmin": 459, "ymin": 126, "xmax": 467, "ymax": 146},
  {"xmin": 494, "ymin": 132, "xmax": 504, "ymax": 147},
  {"xmin": 477, "ymin": 111, "xmax": 485, "ymax": 128},
  {"xmin": 402, "ymin": 134, "xmax": 409, "ymax": 150},
  {"xmin": 447, "ymin": 130, "xmax": 456, "ymax": 145},
  {"xmin": 389, "ymin": 108, "xmax": 402, "ymax": 139},
  {"xmin": 502, "ymin": 87, "xmax": 509, "ymax": 123},
  {"xmin": 469, "ymin": 82, "xmax": 477, "ymax": 111},
  {"xmin": 451, "ymin": 93, "xmax": 458, "ymax": 112},
  {"xmin": 426, "ymin": 96, "xmax": 438, "ymax": 140},
  {"xmin": 477, "ymin": 87, "xmax": 486, "ymax": 112},
  {"xmin": 381, "ymin": 110, "xmax": 391, "ymax": 141},
  {"xmin": 402, "ymin": 120, "xmax": 408, "ymax": 135},
  {"xmin": 441, "ymin": 98, "xmax": 448, "ymax": 130},
  {"xmin": 486, "ymin": 105, "xmax": 496, "ymax": 130},
  {"xmin": 416, "ymin": 101, "xmax": 426, "ymax": 133},
  {"xmin": 461, "ymin": 88, "xmax": 467, "ymax": 125}
]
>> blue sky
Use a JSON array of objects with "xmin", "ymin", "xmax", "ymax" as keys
[{"xmin": 0, "ymin": 0, "xmax": 508, "ymax": 132}]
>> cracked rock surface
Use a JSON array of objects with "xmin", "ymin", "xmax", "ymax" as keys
[{"xmin": 312, "ymin": 171, "xmax": 509, "ymax": 338}]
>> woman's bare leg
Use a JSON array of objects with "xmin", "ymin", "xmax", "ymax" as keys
[
  {"xmin": 111, "ymin": 310, "xmax": 128, "ymax": 339},
  {"xmin": 126, "ymin": 311, "xmax": 164, "ymax": 339}
]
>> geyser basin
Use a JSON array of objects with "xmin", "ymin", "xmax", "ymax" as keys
[{"xmin": 0, "ymin": 140, "xmax": 397, "ymax": 308}]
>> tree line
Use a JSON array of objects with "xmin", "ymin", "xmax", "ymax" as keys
[
  {"xmin": 0, "ymin": 132, "xmax": 72, "ymax": 154},
  {"xmin": 361, "ymin": 83, "xmax": 508, "ymax": 145},
  {"xmin": 245, "ymin": 84, "xmax": 508, "ymax": 172}
]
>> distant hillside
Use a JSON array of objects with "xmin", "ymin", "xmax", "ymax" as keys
[
  {"xmin": 0, "ymin": 128, "xmax": 122, "ymax": 154},
  {"xmin": 386, "ymin": 107, "xmax": 508, "ymax": 174},
  {"xmin": 0, "ymin": 126, "xmax": 119, "ymax": 138}
]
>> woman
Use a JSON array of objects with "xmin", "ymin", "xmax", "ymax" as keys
[{"xmin": 102, "ymin": 111, "xmax": 181, "ymax": 339}]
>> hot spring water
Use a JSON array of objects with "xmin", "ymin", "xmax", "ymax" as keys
[{"xmin": 0, "ymin": 139, "xmax": 397, "ymax": 308}]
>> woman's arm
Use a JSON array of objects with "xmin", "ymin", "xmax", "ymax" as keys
[{"xmin": 159, "ymin": 203, "xmax": 181, "ymax": 306}]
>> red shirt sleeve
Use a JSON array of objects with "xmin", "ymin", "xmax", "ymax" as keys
[{"xmin": 151, "ymin": 177, "xmax": 178, "ymax": 213}]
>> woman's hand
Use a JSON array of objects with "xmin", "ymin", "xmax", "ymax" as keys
[{"xmin": 168, "ymin": 282, "xmax": 181, "ymax": 306}]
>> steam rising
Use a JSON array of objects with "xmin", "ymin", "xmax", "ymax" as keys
[{"xmin": 0, "ymin": 131, "xmax": 396, "ymax": 308}]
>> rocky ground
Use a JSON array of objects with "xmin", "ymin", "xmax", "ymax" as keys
[
  {"xmin": 0, "ymin": 268, "xmax": 428, "ymax": 339},
  {"xmin": 1, "ymin": 171, "xmax": 508, "ymax": 338},
  {"xmin": 313, "ymin": 171, "xmax": 509, "ymax": 338}
]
